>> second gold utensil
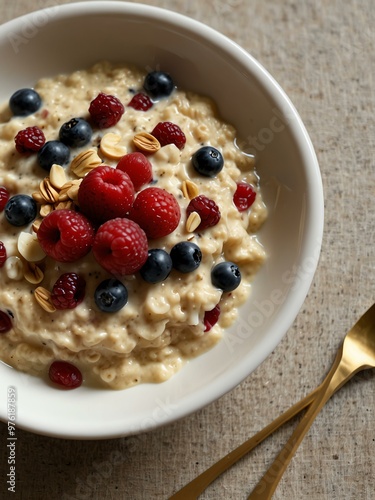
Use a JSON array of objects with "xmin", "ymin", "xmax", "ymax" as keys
[{"xmin": 169, "ymin": 387, "xmax": 318, "ymax": 499}]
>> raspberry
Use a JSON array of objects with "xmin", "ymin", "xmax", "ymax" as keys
[
  {"xmin": 0, "ymin": 310, "xmax": 12, "ymax": 334},
  {"xmin": 14, "ymin": 126, "xmax": 45, "ymax": 153},
  {"xmin": 93, "ymin": 218, "xmax": 148, "ymax": 276},
  {"xmin": 128, "ymin": 187, "xmax": 181, "ymax": 239},
  {"xmin": 49, "ymin": 361, "xmax": 82, "ymax": 389},
  {"xmin": 116, "ymin": 152, "xmax": 152, "ymax": 191},
  {"xmin": 0, "ymin": 186, "xmax": 10, "ymax": 211},
  {"xmin": 186, "ymin": 195, "xmax": 221, "ymax": 231},
  {"xmin": 128, "ymin": 92, "xmax": 153, "ymax": 111},
  {"xmin": 204, "ymin": 304, "xmax": 220, "ymax": 332},
  {"xmin": 37, "ymin": 209, "xmax": 95, "ymax": 263},
  {"xmin": 0, "ymin": 241, "xmax": 7, "ymax": 267},
  {"xmin": 233, "ymin": 182, "xmax": 256, "ymax": 211},
  {"xmin": 78, "ymin": 165, "xmax": 135, "ymax": 224},
  {"xmin": 51, "ymin": 273, "xmax": 86, "ymax": 310},
  {"xmin": 151, "ymin": 121, "xmax": 186, "ymax": 150},
  {"xmin": 89, "ymin": 92, "xmax": 125, "ymax": 128}
]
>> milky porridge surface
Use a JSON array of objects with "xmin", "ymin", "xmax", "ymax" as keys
[{"xmin": 0, "ymin": 62, "xmax": 267, "ymax": 389}]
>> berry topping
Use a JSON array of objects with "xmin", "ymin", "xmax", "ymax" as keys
[
  {"xmin": 94, "ymin": 279, "xmax": 128, "ymax": 313},
  {"xmin": 0, "ymin": 310, "xmax": 12, "ymax": 334},
  {"xmin": 233, "ymin": 182, "xmax": 256, "ymax": 211},
  {"xmin": 51, "ymin": 273, "xmax": 86, "ymax": 310},
  {"xmin": 0, "ymin": 241, "xmax": 7, "ymax": 267},
  {"xmin": 92, "ymin": 218, "xmax": 148, "ymax": 276},
  {"xmin": 143, "ymin": 71, "xmax": 174, "ymax": 98},
  {"xmin": 49, "ymin": 360, "xmax": 82, "ymax": 389},
  {"xmin": 204, "ymin": 304, "xmax": 221, "ymax": 332},
  {"xmin": 37, "ymin": 140, "xmax": 70, "ymax": 171},
  {"xmin": 211, "ymin": 261, "xmax": 241, "ymax": 292},
  {"xmin": 186, "ymin": 195, "xmax": 221, "ymax": 231},
  {"xmin": 5, "ymin": 194, "xmax": 37, "ymax": 227},
  {"xmin": 78, "ymin": 165, "xmax": 135, "ymax": 224},
  {"xmin": 192, "ymin": 146, "xmax": 224, "ymax": 177},
  {"xmin": 37, "ymin": 209, "xmax": 95, "ymax": 263},
  {"xmin": 15, "ymin": 126, "xmax": 45, "ymax": 154},
  {"xmin": 170, "ymin": 241, "xmax": 202, "ymax": 273},
  {"xmin": 59, "ymin": 117, "xmax": 93, "ymax": 148},
  {"xmin": 9, "ymin": 88, "xmax": 42, "ymax": 116},
  {"xmin": 116, "ymin": 152, "xmax": 152, "ymax": 191},
  {"xmin": 89, "ymin": 92, "xmax": 124, "ymax": 128},
  {"xmin": 151, "ymin": 121, "xmax": 186, "ymax": 150},
  {"xmin": 0, "ymin": 186, "xmax": 10, "ymax": 212},
  {"xmin": 128, "ymin": 92, "xmax": 153, "ymax": 111},
  {"xmin": 128, "ymin": 187, "xmax": 180, "ymax": 239},
  {"xmin": 140, "ymin": 249, "xmax": 173, "ymax": 283}
]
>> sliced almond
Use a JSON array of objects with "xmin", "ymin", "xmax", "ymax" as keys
[
  {"xmin": 40, "ymin": 204, "xmax": 54, "ymax": 218},
  {"xmin": 182, "ymin": 180, "xmax": 199, "ymax": 200},
  {"xmin": 24, "ymin": 262, "xmax": 44, "ymax": 284},
  {"xmin": 32, "ymin": 218, "xmax": 43, "ymax": 234},
  {"xmin": 18, "ymin": 232, "xmax": 46, "ymax": 262},
  {"xmin": 32, "ymin": 192, "xmax": 45, "ymax": 204},
  {"xmin": 58, "ymin": 180, "xmax": 74, "ymax": 201},
  {"xmin": 66, "ymin": 179, "xmax": 82, "ymax": 202},
  {"xmin": 34, "ymin": 287, "xmax": 56, "ymax": 313},
  {"xmin": 100, "ymin": 133, "xmax": 127, "ymax": 160},
  {"xmin": 59, "ymin": 179, "xmax": 81, "ymax": 202},
  {"xmin": 70, "ymin": 148, "xmax": 102, "ymax": 177},
  {"xmin": 186, "ymin": 211, "xmax": 201, "ymax": 232},
  {"xmin": 49, "ymin": 164, "xmax": 67, "ymax": 189},
  {"xmin": 133, "ymin": 132, "xmax": 160, "ymax": 153},
  {"xmin": 39, "ymin": 178, "xmax": 59, "ymax": 203},
  {"xmin": 54, "ymin": 200, "xmax": 74, "ymax": 211}
]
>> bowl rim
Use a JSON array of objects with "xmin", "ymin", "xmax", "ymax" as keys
[{"xmin": 0, "ymin": 1, "xmax": 324, "ymax": 439}]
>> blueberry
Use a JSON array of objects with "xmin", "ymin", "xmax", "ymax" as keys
[
  {"xmin": 192, "ymin": 146, "xmax": 224, "ymax": 177},
  {"xmin": 140, "ymin": 249, "xmax": 172, "ymax": 283},
  {"xmin": 5, "ymin": 194, "xmax": 37, "ymax": 227},
  {"xmin": 143, "ymin": 71, "xmax": 174, "ymax": 98},
  {"xmin": 211, "ymin": 261, "xmax": 241, "ymax": 292},
  {"xmin": 94, "ymin": 279, "xmax": 128, "ymax": 313},
  {"xmin": 170, "ymin": 242, "xmax": 202, "ymax": 273},
  {"xmin": 9, "ymin": 88, "xmax": 42, "ymax": 116},
  {"xmin": 37, "ymin": 140, "xmax": 70, "ymax": 171},
  {"xmin": 59, "ymin": 117, "xmax": 93, "ymax": 148}
]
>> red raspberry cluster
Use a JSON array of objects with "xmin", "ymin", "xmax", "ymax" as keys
[
  {"xmin": 49, "ymin": 360, "xmax": 82, "ymax": 389},
  {"xmin": 37, "ymin": 150, "xmax": 182, "ymax": 277},
  {"xmin": 151, "ymin": 121, "xmax": 186, "ymax": 150},
  {"xmin": 51, "ymin": 273, "xmax": 86, "ymax": 310},
  {"xmin": 186, "ymin": 195, "xmax": 221, "ymax": 231},
  {"xmin": 15, "ymin": 126, "xmax": 45, "ymax": 154},
  {"xmin": 127, "ymin": 92, "xmax": 153, "ymax": 111},
  {"xmin": 89, "ymin": 92, "xmax": 124, "ymax": 128}
]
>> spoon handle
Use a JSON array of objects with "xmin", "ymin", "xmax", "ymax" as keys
[
  {"xmin": 247, "ymin": 347, "xmax": 351, "ymax": 499},
  {"xmin": 169, "ymin": 386, "xmax": 319, "ymax": 499}
]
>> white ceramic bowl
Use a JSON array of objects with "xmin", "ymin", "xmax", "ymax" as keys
[{"xmin": 0, "ymin": 2, "xmax": 323, "ymax": 439}]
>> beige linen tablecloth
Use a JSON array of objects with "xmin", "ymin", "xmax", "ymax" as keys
[{"xmin": 0, "ymin": 1, "xmax": 374, "ymax": 498}]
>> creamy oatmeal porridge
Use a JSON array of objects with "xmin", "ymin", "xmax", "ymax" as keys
[{"xmin": 0, "ymin": 62, "xmax": 267, "ymax": 389}]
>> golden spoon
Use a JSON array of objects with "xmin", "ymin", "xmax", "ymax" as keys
[
  {"xmin": 248, "ymin": 302, "xmax": 375, "ymax": 499},
  {"xmin": 170, "ymin": 303, "xmax": 375, "ymax": 499}
]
